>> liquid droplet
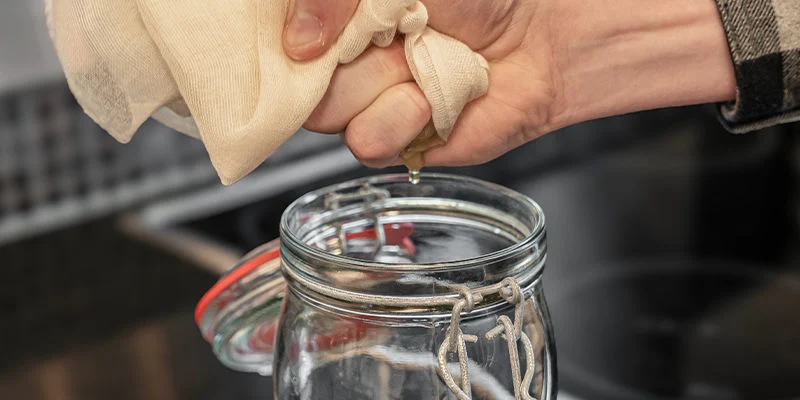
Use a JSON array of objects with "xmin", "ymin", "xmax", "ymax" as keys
[{"xmin": 408, "ymin": 169, "xmax": 420, "ymax": 184}]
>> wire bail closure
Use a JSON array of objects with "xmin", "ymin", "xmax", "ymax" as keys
[
  {"xmin": 324, "ymin": 183, "xmax": 392, "ymax": 256},
  {"xmin": 436, "ymin": 278, "xmax": 537, "ymax": 400},
  {"xmin": 323, "ymin": 183, "xmax": 390, "ymax": 210}
]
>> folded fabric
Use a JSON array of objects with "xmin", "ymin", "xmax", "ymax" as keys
[{"xmin": 46, "ymin": 0, "xmax": 489, "ymax": 184}]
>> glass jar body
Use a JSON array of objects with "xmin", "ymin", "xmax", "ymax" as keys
[{"xmin": 274, "ymin": 277, "xmax": 555, "ymax": 399}]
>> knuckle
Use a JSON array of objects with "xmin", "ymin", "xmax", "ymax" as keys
[
  {"xmin": 395, "ymin": 83, "xmax": 431, "ymax": 124},
  {"xmin": 346, "ymin": 125, "xmax": 395, "ymax": 167},
  {"xmin": 304, "ymin": 103, "xmax": 348, "ymax": 133},
  {"xmin": 365, "ymin": 42, "xmax": 408, "ymax": 81}
]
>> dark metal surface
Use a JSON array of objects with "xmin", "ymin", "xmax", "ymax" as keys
[
  {"xmin": 0, "ymin": 220, "xmax": 272, "ymax": 400},
  {"xmin": 514, "ymin": 112, "xmax": 799, "ymax": 399},
  {"xmin": 0, "ymin": 220, "xmax": 214, "ymax": 373},
  {"xmin": 0, "ymin": 314, "xmax": 272, "ymax": 400}
]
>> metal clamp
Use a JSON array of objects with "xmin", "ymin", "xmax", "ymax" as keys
[
  {"xmin": 324, "ymin": 183, "xmax": 392, "ymax": 256},
  {"xmin": 323, "ymin": 183, "xmax": 390, "ymax": 210}
]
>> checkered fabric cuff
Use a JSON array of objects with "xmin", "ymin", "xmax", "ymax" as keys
[{"xmin": 714, "ymin": 0, "xmax": 800, "ymax": 132}]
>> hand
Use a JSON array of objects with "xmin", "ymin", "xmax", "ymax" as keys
[
  {"xmin": 284, "ymin": 0, "xmax": 736, "ymax": 168},
  {"xmin": 283, "ymin": 0, "xmax": 551, "ymax": 168}
]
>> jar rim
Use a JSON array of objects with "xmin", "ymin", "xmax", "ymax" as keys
[{"xmin": 279, "ymin": 173, "xmax": 546, "ymax": 274}]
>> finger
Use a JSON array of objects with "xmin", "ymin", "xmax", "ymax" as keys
[
  {"xmin": 304, "ymin": 40, "xmax": 413, "ymax": 133},
  {"xmin": 284, "ymin": 0, "xmax": 359, "ymax": 61},
  {"xmin": 344, "ymin": 82, "xmax": 431, "ymax": 168}
]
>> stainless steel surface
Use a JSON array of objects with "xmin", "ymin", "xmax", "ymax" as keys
[
  {"xmin": 118, "ymin": 147, "xmax": 362, "ymax": 275},
  {"xmin": 0, "ymin": 82, "xmax": 344, "ymax": 246},
  {"xmin": 132, "ymin": 147, "xmax": 361, "ymax": 230}
]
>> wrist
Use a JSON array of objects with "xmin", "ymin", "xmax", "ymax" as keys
[{"xmin": 547, "ymin": 0, "xmax": 736, "ymax": 130}]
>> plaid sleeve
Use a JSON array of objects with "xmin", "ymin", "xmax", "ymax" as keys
[{"xmin": 714, "ymin": 0, "xmax": 800, "ymax": 133}]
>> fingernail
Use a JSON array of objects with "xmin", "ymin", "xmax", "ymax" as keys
[{"xmin": 286, "ymin": 11, "xmax": 323, "ymax": 50}]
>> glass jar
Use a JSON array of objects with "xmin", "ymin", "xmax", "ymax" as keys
[{"xmin": 196, "ymin": 173, "xmax": 556, "ymax": 399}]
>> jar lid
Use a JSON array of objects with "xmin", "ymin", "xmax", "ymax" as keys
[{"xmin": 194, "ymin": 223, "xmax": 416, "ymax": 375}]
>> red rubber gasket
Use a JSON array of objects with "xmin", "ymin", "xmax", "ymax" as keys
[{"xmin": 195, "ymin": 246, "xmax": 281, "ymax": 327}]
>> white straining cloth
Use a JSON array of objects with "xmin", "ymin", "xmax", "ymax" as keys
[{"xmin": 46, "ymin": 0, "xmax": 489, "ymax": 184}]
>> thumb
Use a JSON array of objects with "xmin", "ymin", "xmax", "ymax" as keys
[{"xmin": 283, "ymin": 0, "xmax": 359, "ymax": 61}]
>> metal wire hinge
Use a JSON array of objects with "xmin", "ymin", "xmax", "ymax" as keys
[
  {"xmin": 323, "ymin": 183, "xmax": 391, "ymax": 256},
  {"xmin": 323, "ymin": 183, "xmax": 390, "ymax": 210},
  {"xmin": 437, "ymin": 278, "xmax": 536, "ymax": 400}
]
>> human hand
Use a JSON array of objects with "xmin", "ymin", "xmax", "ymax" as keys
[{"xmin": 284, "ymin": 0, "xmax": 736, "ymax": 168}]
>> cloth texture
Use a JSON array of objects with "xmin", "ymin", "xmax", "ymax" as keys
[
  {"xmin": 45, "ymin": 0, "xmax": 489, "ymax": 184},
  {"xmin": 714, "ymin": 0, "xmax": 800, "ymax": 132}
]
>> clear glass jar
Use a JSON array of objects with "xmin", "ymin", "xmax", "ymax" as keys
[{"xmin": 196, "ymin": 173, "xmax": 556, "ymax": 399}]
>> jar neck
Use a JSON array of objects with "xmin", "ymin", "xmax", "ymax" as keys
[
  {"xmin": 279, "ymin": 235, "xmax": 546, "ymax": 314},
  {"xmin": 278, "ymin": 173, "xmax": 547, "ymax": 313}
]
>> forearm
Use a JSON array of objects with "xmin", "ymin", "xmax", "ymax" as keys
[{"xmin": 550, "ymin": 0, "xmax": 735, "ymax": 129}]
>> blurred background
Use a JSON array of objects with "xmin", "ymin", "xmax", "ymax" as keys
[{"xmin": 1, "ymin": 1, "xmax": 798, "ymax": 399}]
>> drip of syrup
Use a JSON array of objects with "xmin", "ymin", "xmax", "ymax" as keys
[
  {"xmin": 402, "ymin": 121, "xmax": 439, "ymax": 186},
  {"xmin": 408, "ymin": 169, "xmax": 420, "ymax": 184}
]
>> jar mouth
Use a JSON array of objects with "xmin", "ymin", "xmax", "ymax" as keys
[{"xmin": 279, "ymin": 173, "xmax": 546, "ymax": 275}]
